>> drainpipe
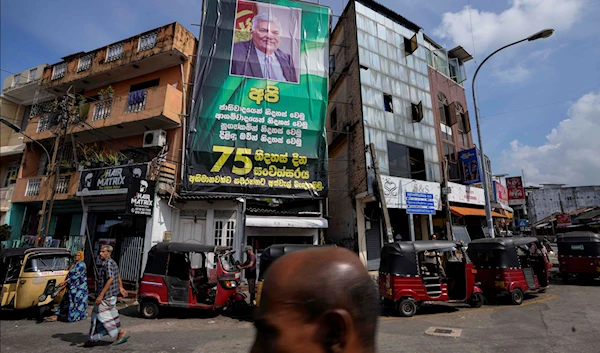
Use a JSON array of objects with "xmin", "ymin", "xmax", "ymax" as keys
[{"xmin": 180, "ymin": 64, "xmax": 187, "ymax": 194}]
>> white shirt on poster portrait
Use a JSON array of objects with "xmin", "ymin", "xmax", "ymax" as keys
[{"xmin": 255, "ymin": 47, "xmax": 286, "ymax": 82}]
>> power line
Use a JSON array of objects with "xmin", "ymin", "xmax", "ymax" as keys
[{"xmin": 467, "ymin": 0, "xmax": 478, "ymax": 66}]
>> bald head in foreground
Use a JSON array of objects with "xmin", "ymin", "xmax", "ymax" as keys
[{"xmin": 250, "ymin": 247, "xmax": 378, "ymax": 353}]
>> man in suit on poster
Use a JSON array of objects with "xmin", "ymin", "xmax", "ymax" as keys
[{"xmin": 231, "ymin": 13, "xmax": 298, "ymax": 83}]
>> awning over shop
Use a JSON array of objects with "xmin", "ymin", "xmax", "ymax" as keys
[
  {"xmin": 0, "ymin": 143, "xmax": 25, "ymax": 157},
  {"xmin": 245, "ymin": 215, "xmax": 328, "ymax": 228},
  {"xmin": 450, "ymin": 206, "xmax": 508, "ymax": 218}
]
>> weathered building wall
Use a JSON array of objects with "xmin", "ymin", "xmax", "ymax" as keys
[{"xmin": 527, "ymin": 186, "xmax": 600, "ymax": 223}]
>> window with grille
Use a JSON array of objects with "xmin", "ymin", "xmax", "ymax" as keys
[
  {"xmin": 52, "ymin": 63, "xmax": 66, "ymax": 80},
  {"xmin": 77, "ymin": 54, "xmax": 93, "ymax": 72},
  {"xmin": 4, "ymin": 163, "xmax": 19, "ymax": 187},
  {"xmin": 106, "ymin": 43, "xmax": 124, "ymax": 62},
  {"xmin": 11, "ymin": 74, "xmax": 21, "ymax": 87},
  {"xmin": 437, "ymin": 92, "xmax": 450, "ymax": 125},
  {"xmin": 28, "ymin": 68, "xmax": 37, "ymax": 82},
  {"xmin": 214, "ymin": 220, "xmax": 235, "ymax": 247},
  {"xmin": 138, "ymin": 32, "xmax": 158, "ymax": 52}
]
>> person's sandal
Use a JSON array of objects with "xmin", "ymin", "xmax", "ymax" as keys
[
  {"xmin": 44, "ymin": 316, "xmax": 58, "ymax": 322},
  {"xmin": 112, "ymin": 335, "xmax": 130, "ymax": 346}
]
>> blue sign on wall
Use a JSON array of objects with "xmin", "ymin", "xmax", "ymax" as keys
[
  {"xmin": 406, "ymin": 192, "xmax": 436, "ymax": 215},
  {"xmin": 458, "ymin": 147, "xmax": 482, "ymax": 185},
  {"xmin": 517, "ymin": 219, "xmax": 529, "ymax": 227}
]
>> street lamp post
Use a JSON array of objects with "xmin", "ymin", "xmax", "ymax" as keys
[
  {"xmin": 471, "ymin": 29, "xmax": 554, "ymax": 238},
  {"xmin": 0, "ymin": 118, "xmax": 51, "ymax": 162}
]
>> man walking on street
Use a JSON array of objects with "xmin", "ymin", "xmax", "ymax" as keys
[
  {"xmin": 78, "ymin": 245, "xmax": 129, "ymax": 347},
  {"xmin": 238, "ymin": 245, "xmax": 257, "ymax": 305}
]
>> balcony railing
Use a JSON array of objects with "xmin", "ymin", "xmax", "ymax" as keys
[
  {"xmin": 126, "ymin": 89, "xmax": 148, "ymax": 113},
  {"xmin": 0, "ymin": 185, "xmax": 15, "ymax": 211},
  {"xmin": 138, "ymin": 32, "xmax": 158, "ymax": 52},
  {"xmin": 56, "ymin": 175, "xmax": 71, "ymax": 194},
  {"xmin": 92, "ymin": 100, "xmax": 113, "ymax": 120},
  {"xmin": 25, "ymin": 178, "xmax": 42, "ymax": 196},
  {"xmin": 106, "ymin": 42, "xmax": 124, "ymax": 62}
]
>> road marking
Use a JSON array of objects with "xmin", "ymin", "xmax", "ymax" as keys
[
  {"xmin": 379, "ymin": 294, "xmax": 558, "ymax": 321},
  {"xmin": 425, "ymin": 326, "xmax": 462, "ymax": 337}
]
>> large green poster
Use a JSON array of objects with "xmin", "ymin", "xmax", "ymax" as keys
[{"xmin": 185, "ymin": 0, "xmax": 331, "ymax": 198}]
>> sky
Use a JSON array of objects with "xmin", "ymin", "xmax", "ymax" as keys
[{"xmin": 2, "ymin": 0, "xmax": 599, "ymax": 187}]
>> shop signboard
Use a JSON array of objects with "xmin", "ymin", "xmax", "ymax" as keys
[
  {"xmin": 506, "ymin": 176, "xmax": 525, "ymax": 206},
  {"xmin": 184, "ymin": 0, "xmax": 331, "ymax": 198},
  {"xmin": 126, "ymin": 179, "xmax": 156, "ymax": 217},
  {"xmin": 493, "ymin": 181, "xmax": 509, "ymax": 208},
  {"xmin": 380, "ymin": 176, "xmax": 441, "ymax": 211},
  {"xmin": 447, "ymin": 182, "xmax": 485, "ymax": 206},
  {"xmin": 557, "ymin": 213, "xmax": 571, "ymax": 228},
  {"xmin": 458, "ymin": 148, "xmax": 481, "ymax": 185},
  {"xmin": 77, "ymin": 164, "xmax": 148, "ymax": 196}
]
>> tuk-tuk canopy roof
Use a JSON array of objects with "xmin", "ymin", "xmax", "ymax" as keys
[
  {"xmin": 0, "ymin": 247, "xmax": 71, "ymax": 259},
  {"xmin": 382, "ymin": 240, "xmax": 462, "ymax": 255},
  {"xmin": 556, "ymin": 231, "xmax": 600, "ymax": 243},
  {"xmin": 379, "ymin": 241, "xmax": 462, "ymax": 276},
  {"xmin": 259, "ymin": 244, "xmax": 328, "ymax": 279},
  {"xmin": 468, "ymin": 237, "xmax": 539, "ymax": 250},
  {"xmin": 152, "ymin": 242, "xmax": 231, "ymax": 254}
]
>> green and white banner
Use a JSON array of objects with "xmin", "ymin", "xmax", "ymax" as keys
[{"xmin": 185, "ymin": 0, "xmax": 331, "ymax": 198}]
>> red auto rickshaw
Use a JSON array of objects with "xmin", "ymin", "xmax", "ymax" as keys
[
  {"xmin": 468, "ymin": 237, "xmax": 551, "ymax": 305},
  {"xmin": 379, "ymin": 240, "xmax": 484, "ymax": 317},
  {"xmin": 138, "ymin": 242, "xmax": 246, "ymax": 319},
  {"xmin": 557, "ymin": 231, "xmax": 600, "ymax": 282}
]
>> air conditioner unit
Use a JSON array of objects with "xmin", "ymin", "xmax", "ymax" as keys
[{"xmin": 143, "ymin": 129, "xmax": 167, "ymax": 148}]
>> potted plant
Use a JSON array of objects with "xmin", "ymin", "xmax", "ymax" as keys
[
  {"xmin": 105, "ymin": 86, "xmax": 114, "ymax": 99},
  {"xmin": 94, "ymin": 150, "xmax": 108, "ymax": 168},
  {"xmin": 77, "ymin": 95, "xmax": 86, "ymax": 106},
  {"xmin": 59, "ymin": 159, "xmax": 73, "ymax": 173},
  {"xmin": 98, "ymin": 89, "xmax": 105, "ymax": 101},
  {"xmin": 106, "ymin": 151, "xmax": 120, "ymax": 166}
]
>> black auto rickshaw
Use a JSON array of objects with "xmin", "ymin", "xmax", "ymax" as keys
[
  {"xmin": 379, "ymin": 240, "xmax": 483, "ymax": 317},
  {"xmin": 468, "ymin": 237, "xmax": 551, "ymax": 305},
  {"xmin": 1, "ymin": 247, "xmax": 72, "ymax": 317},
  {"xmin": 556, "ymin": 231, "xmax": 600, "ymax": 283},
  {"xmin": 256, "ymin": 244, "xmax": 327, "ymax": 306}
]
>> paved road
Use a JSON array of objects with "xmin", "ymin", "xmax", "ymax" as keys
[{"xmin": 2, "ymin": 279, "xmax": 599, "ymax": 353}]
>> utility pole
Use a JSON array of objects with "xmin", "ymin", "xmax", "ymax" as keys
[
  {"xmin": 369, "ymin": 143, "xmax": 393, "ymax": 244},
  {"xmin": 443, "ymin": 157, "xmax": 453, "ymax": 240},
  {"xmin": 34, "ymin": 90, "xmax": 75, "ymax": 246}
]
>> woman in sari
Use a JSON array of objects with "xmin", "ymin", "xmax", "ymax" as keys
[{"xmin": 47, "ymin": 251, "xmax": 88, "ymax": 322}]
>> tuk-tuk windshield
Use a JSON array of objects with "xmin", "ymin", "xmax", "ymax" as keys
[
  {"xmin": 219, "ymin": 252, "xmax": 237, "ymax": 272},
  {"xmin": 24, "ymin": 254, "xmax": 71, "ymax": 273}
]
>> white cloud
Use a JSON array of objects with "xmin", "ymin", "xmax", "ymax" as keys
[
  {"xmin": 493, "ymin": 65, "xmax": 532, "ymax": 83},
  {"xmin": 434, "ymin": 0, "xmax": 587, "ymax": 57},
  {"xmin": 501, "ymin": 91, "xmax": 600, "ymax": 186}
]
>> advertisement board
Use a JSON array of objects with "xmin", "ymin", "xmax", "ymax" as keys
[
  {"xmin": 493, "ymin": 181, "xmax": 509, "ymax": 208},
  {"xmin": 458, "ymin": 148, "xmax": 481, "ymax": 185},
  {"xmin": 184, "ymin": 0, "xmax": 331, "ymax": 198},
  {"xmin": 380, "ymin": 176, "xmax": 441, "ymax": 211},
  {"xmin": 77, "ymin": 164, "xmax": 148, "ymax": 196},
  {"xmin": 557, "ymin": 213, "xmax": 571, "ymax": 228},
  {"xmin": 447, "ymin": 182, "xmax": 485, "ymax": 206},
  {"xmin": 126, "ymin": 179, "xmax": 156, "ymax": 216},
  {"xmin": 506, "ymin": 176, "xmax": 525, "ymax": 205}
]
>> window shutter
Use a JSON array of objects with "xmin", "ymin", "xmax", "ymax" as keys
[
  {"xmin": 404, "ymin": 34, "xmax": 418, "ymax": 56},
  {"xmin": 463, "ymin": 111, "xmax": 472, "ymax": 132},
  {"xmin": 411, "ymin": 101, "xmax": 423, "ymax": 122},
  {"xmin": 448, "ymin": 102, "xmax": 458, "ymax": 126}
]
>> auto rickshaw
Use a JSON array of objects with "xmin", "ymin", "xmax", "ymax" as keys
[
  {"xmin": 138, "ymin": 242, "xmax": 246, "ymax": 319},
  {"xmin": 255, "ymin": 244, "xmax": 327, "ymax": 306},
  {"xmin": 379, "ymin": 240, "xmax": 484, "ymax": 317},
  {"xmin": 1, "ymin": 247, "xmax": 72, "ymax": 317},
  {"xmin": 468, "ymin": 237, "xmax": 551, "ymax": 305},
  {"xmin": 556, "ymin": 231, "xmax": 600, "ymax": 282}
]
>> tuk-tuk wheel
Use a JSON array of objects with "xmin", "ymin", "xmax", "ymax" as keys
[
  {"xmin": 140, "ymin": 300, "xmax": 159, "ymax": 319},
  {"xmin": 397, "ymin": 298, "xmax": 417, "ymax": 317},
  {"xmin": 510, "ymin": 289, "xmax": 524, "ymax": 305},
  {"xmin": 468, "ymin": 292, "xmax": 485, "ymax": 308}
]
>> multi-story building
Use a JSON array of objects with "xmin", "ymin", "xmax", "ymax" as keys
[
  {"xmin": 327, "ymin": 0, "xmax": 476, "ymax": 269},
  {"xmin": 526, "ymin": 184, "xmax": 600, "ymax": 224},
  {"xmin": 1, "ymin": 64, "xmax": 47, "ymax": 236},
  {"xmin": 6, "ymin": 23, "xmax": 197, "ymax": 285}
]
